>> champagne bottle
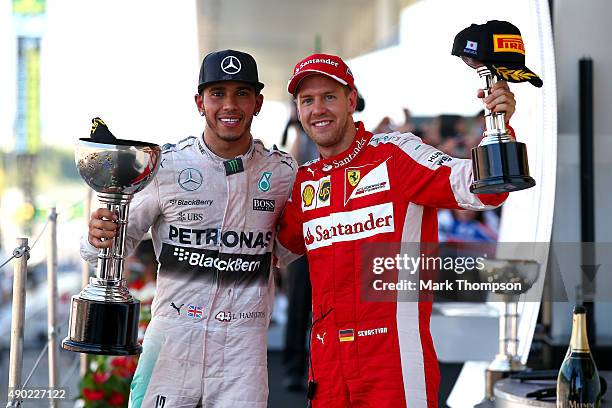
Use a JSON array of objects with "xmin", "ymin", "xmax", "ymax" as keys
[{"xmin": 556, "ymin": 305, "xmax": 601, "ymax": 407}]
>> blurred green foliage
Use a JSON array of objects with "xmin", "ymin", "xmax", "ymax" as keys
[{"xmin": 0, "ymin": 147, "xmax": 81, "ymax": 191}]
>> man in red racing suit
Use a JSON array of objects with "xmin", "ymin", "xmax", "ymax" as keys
[{"xmin": 276, "ymin": 53, "xmax": 514, "ymax": 407}]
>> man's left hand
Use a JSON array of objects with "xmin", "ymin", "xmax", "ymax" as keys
[{"xmin": 477, "ymin": 81, "xmax": 516, "ymax": 122}]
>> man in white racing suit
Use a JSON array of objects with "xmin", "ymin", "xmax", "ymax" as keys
[{"xmin": 81, "ymin": 49, "xmax": 296, "ymax": 408}]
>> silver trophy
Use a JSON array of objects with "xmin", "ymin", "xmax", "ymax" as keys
[
  {"xmin": 477, "ymin": 259, "xmax": 540, "ymax": 402},
  {"xmin": 467, "ymin": 64, "xmax": 535, "ymax": 194},
  {"xmin": 62, "ymin": 120, "xmax": 161, "ymax": 355},
  {"xmin": 451, "ymin": 20, "xmax": 541, "ymax": 194}
]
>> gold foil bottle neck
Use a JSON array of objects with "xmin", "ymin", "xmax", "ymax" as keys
[{"xmin": 569, "ymin": 309, "xmax": 590, "ymax": 353}]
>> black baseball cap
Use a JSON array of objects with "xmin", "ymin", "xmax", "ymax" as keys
[
  {"xmin": 89, "ymin": 117, "xmax": 116, "ymax": 142},
  {"xmin": 197, "ymin": 49, "xmax": 265, "ymax": 94},
  {"xmin": 451, "ymin": 20, "xmax": 543, "ymax": 88}
]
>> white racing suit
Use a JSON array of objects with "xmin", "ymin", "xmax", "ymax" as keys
[{"xmin": 81, "ymin": 136, "xmax": 296, "ymax": 407}]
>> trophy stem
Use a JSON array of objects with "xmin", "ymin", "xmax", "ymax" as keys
[
  {"xmin": 508, "ymin": 301, "xmax": 519, "ymax": 357},
  {"xmin": 111, "ymin": 201, "xmax": 130, "ymax": 281},
  {"xmin": 78, "ymin": 192, "xmax": 135, "ymax": 302},
  {"xmin": 483, "ymin": 298, "xmax": 525, "ymax": 399},
  {"xmin": 477, "ymin": 67, "xmax": 513, "ymax": 146},
  {"xmin": 497, "ymin": 297, "xmax": 508, "ymax": 357},
  {"xmin": 496, "ymin": 298, "xmax": 521, "ymax": 361},
  {"xmin": 96, "ymin": 193, "xmax": 133, "ymax": 282},
  {"xmin": 489, "ymin": 296, "xmax": 525, "ymax": 373}
]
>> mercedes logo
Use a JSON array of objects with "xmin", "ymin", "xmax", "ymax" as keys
[
  {"xmin": 178, "ymin": 168, "xmax": 203, "ymax": 191},
  {"xmin": 221, "ymin": 56, "xmax": 241, "ymax": 75}
]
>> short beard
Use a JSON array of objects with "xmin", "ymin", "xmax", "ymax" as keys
[
  {"xmin": 307, "ymin": 116, "xmax": 348, "ymax": 148},
  {"xmin": 216, "ymin": 132, "xmax": 243, "ymax": 142},
  {"xmin": 310, "ymin": 133, "xmax": 339, "ymax": 148}
]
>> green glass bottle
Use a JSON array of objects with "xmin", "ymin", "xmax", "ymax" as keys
[{"xmin": 556, "ymin": 305, "xmax": 601, "ymax": 407}]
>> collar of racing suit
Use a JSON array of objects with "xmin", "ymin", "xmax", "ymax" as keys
[
  {"xmin": 308, "ymin": 121, "xmax": 372, "ymax": 174},
  {"xmin": 196, "ymin": 136, "xmax": 256, "ymax": 170}
]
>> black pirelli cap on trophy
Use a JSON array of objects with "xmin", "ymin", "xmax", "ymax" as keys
[
  {"xmin": 451, "ymin": 20, "xmax": 543, "ymax": 88},
  {"xmin": 197, "ymin": 49, "xmax": 265, "ymax": 94},
  {"xmin": 89, "ymin": 117, "xmax": 117, "ymax": 142}
]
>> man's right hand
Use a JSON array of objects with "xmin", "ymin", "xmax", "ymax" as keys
[{"xmin": 88, "ymin": 208, "xmax": 118, "ymax": 248}]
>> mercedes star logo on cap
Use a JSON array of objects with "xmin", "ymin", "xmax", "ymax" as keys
[
  {"xmin": 178, "ymin": 168, "xmax": 204, "ymax": 191},
  {"xmin": 221, "ymin": 56, "xmax": 241, "ymax": 75}
]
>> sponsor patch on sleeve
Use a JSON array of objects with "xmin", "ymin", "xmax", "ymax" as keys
[{"xmin": 301, "ymin": 176, "xmax": 331, "ymax": 211}]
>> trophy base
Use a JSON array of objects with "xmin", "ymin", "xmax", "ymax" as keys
[
  {"xmin": 61, "ymin": 339, "xmax": 142, "ymax": 356},
  {"xmin": 483, "ymin": 366, "xmax": 525, "ymax": 400},
  {"xmin": 61, "ymin": 296, "xmax": 142, "ymax": 356},
  {"xmin": 471, "ymin": 175, "xmax": 535, "ymax": 195},
  {"xmin": 470, "ymin": 142, "xmax": 536, "ymax": 194}
]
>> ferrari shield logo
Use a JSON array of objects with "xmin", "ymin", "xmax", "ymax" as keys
[{"xmin": 347, "ymin": 170, "xmax": 361, "ymax": 187}]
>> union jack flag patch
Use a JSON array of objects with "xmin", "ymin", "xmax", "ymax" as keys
[{"xmin": 187, "ymin": 305, "xmax": 203, "ymax": 319}]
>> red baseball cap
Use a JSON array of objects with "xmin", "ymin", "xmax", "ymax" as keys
[{"xmin": 287, "ymin": 53, "xmax": 356, "ymax": 94}]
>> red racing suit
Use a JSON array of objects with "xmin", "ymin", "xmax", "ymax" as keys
[{"xmin": 276, "ymin": 122, "xmax": 507, "ymax": 408}]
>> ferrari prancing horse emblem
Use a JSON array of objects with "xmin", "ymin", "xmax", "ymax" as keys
[{"xmin": 347, "ymin": 170, "xmax": 361, "ymax": 187}]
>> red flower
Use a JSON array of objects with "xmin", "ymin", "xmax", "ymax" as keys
[
  {"xmin": 82, "ymin": 388, "xmax": 104, "ymax": 401},
  {"xmin": 129, "ymin": 278, "xmax": 145, "ymax": 290},
  {"xmin": 92, "ymin": 372, "xmax": 110, "ymax": 384},
  {"xmin": 108, "ymin": 391, "xmax": 125, "ymax": 406},
  {"xmin": 110, "ymin": 356, "xmax": 128, "ymax": 367},
  {"xmin": 111, "ymin": 356, "xmax": 137, "ymax": 378}
]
